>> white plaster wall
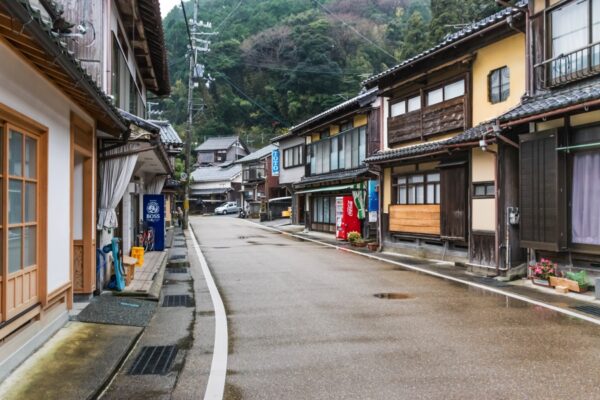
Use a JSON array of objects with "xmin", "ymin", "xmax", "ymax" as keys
[
  {"xmin": 278, "ymin": 136, "xmax": 305, "ymax": 185},
  {"xmin": 0, "ymin": 41, "xmax": 93, "ymax": 293}
]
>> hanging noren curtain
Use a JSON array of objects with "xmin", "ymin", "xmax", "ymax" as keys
[
  {"xmin": 97, "ymin": 143, "xmax": 140, "ymax": 231},
  {"xmin": 572, "ymin": 150, "xmax": 600, "ymax": 245},
  {"xmin": 146, "ymin": 175, "xmax": 167, "ymax": 195}
]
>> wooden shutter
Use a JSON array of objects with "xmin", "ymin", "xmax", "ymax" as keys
[
  {"xmin": 519, "ymin": 129, "xmax": 567, "ymax": 251},
  {"xmin": 440, "ymin": 165, "xmax": 468, "ymax": 241},
  {"xmin": 367, "ymin": 108, "xmax": 380, "ymax": 156}
]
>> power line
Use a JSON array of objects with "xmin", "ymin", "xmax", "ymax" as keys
[
  {"xmin": 180, "ymin": 1, "xmax": 194, "ymax": 52},
  {"xmin": 214, "ymin": 0, "xmax": 244, "ymax": 33},
  {"xmin": 219, "ymin": 74, "xmax": 288, "ymax": 126},
  {"xmin": 244, "ymin": 62, "xmax": 371, "ymax": 76},
  {"xmin": 312, "ymin": 0, "xmax": 399, "ymax": 63}
]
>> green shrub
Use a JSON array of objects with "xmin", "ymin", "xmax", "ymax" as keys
[
  {"xmin": 566, "ymin": 270, "xmax": 589, "ymax": 288},
  {"xmin": 347, "ymin": 231, "xmax": 362, "ymax": 243}
]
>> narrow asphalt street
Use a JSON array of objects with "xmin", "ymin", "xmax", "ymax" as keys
[{"xmin": 191, "ymin": 215, "xmax": 600, "ymax": 400}]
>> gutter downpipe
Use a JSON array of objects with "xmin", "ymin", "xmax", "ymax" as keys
[{"xmin": 4, "ymin": 1, "xmax": 127, "ymax": 135}]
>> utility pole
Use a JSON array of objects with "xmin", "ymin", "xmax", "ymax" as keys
[
  {"xmin": 183, "ymin": 0, "xmax": 197, "ymax": 230},
  {"xmin": 183, "ymin": 0, "xmax": 212, "ymax": 230}
]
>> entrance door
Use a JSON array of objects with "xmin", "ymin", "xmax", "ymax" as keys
[
  {"xmin": 71, "ymin": 115, "xmax": 95, "ymax": 295},
  {"xmin": 440, "ymin": 165, "xmax": 468, "ymax": 241}
]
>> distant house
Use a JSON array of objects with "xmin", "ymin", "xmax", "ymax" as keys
[
  {"xmin": 190, "ymin": 164, "xmax": 242, "ymax": 213},
  {"xmin": 194, "ymin": 136, "xmax": 249, "ymax": 166}
]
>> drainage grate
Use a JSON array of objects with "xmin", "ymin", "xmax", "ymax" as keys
[
  {"xmin": 129, "ymin": 345, "xmax": 178, "ymax": 375},
  {"xmin": 162, "ymin": 295, "xmax": 193, "ymax": 307},
  {"xmin": 167, "ymin": 267, "xmax": 188, "ymax": 274},
  {"xmin": 571, "ymin": 304, "xmax": 600, "ymax": 317},
  {"xmin": 374, "ymin": 293, "xmax": 412, "ymax": 300}
]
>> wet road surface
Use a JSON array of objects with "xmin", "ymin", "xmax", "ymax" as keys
[{"xmin": 191, "ymin": 215, "xmax": 600, "ymax": 400}]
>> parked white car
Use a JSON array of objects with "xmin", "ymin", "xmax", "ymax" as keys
[{"xmin": 215, "ymin": 201, "xmax": 240, "ymax": 215}]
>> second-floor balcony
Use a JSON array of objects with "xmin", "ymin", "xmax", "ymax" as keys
[
  {"xmin": 536, "ymin": 42, "xmax": 600, "ymax": 87},
  {"xmin": 307, "ymin": 126, "xmax": 367, "ymax": 177}
]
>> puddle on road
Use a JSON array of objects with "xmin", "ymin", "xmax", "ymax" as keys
[{"xmin": 374, "ymin": 292, "xmax": 413, "ymax": 300}]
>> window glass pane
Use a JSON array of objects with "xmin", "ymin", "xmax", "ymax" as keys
[
  {"xmin": 323, "ymin": 197, "xmax": 330, "ymax": 224},
  {"xmin": 408, "ymin": 186, "xmax": 415, "ymax": 204},
  {"xmin": 552, "ymin": 0, "xmax": 589, "ymax": 56},
  {"xmin": 322, "ymin": 141, "xmax": 330, "ymax": 174},
  {"xmin": 407, "ymin": 96, "xmax": 421, "ymax": 112},
  {"xmin": 25, "ymin": 182, "xmax": 36, "ymax": 222},
  {"xmin": 340, "ymin": 121, "xmax": 353, "ymax": 132},
  {"xmin": 316, "ymin": 144, "xmax": 323, "ymax": 174},
  {"xmin": 352, "ymin": 130, "xmax": 359, "ymax": 167},
  {"xmin": 391, "ymin": 101, "xmax": 406, "ymax": 117},
  {"xmin": 9, "ymin": 130, "xmax": 23, "ymax": 176},
  {"xmin": 486, "ymin": 184, "xmax": 495, "ymax": 196},
  {"xmin": 338, "ymin": 135, "xmax": 345, "ymax": 168},
  {"xmin": 416, "ymin": 185, "xmax": 425, "ymax": 204},
  {"xmin": 595, "ymin": 0, "xmax": 600, "ymax": 41},
  {"xmin": 399, "ymin": 187, "xmax": 407, "ymax": 204},
  {"xmin": 445, "ymin": 80, "xmax": 465, "ymax": 100},
  {"xmin": 9, "ymin": 179, "xmax": 22, "ymax": 224},
  {"xmin": 475, "ymin": 185, "xmax": 486, "ymax": 196},
  {"xmin": 345, "ymin": 134, "xmax": 352, "ymax": 169},
  {"xmin": 436, "ymin": 185, "xmax": 440, "ymax": 204},
  {"xmin": 397, "ymin": 177, "xmax": 407, "ymax": 184},
  {"xmin": 427, "ymin": 88, "xmax": 443, "ymax": 105},
  {"xmin": 409, "ymin": 175, "xmax": 424, "ymax": 183},
  {"xmin": 427, "ymin": 173, "xmax": 440, "ymax": 182},
  {"xmin": 331, "ymin": 137, "xmax": 338, "ymax": 170},
  {"xmin": 24, "ymin": 226, "xmax": 36, "ymax": 267},
  {"xmin": 427, "ymin": 184, "xmax": 436, "ymax": 204},
  {"xmin": 310, "ymin": 147, "xmax": 316, "ymax": 175},
  {"xmin": 359, "ymin": 127, "xmax": 366, "ymax": 164},
  {"xmin": 8, "ymin": 227, "xmax": 22, "ymax": 273}
]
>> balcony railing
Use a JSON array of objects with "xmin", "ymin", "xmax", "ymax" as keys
[
  {"xmin": 536, "ymin": 41, "xmax": 600, "ymax": 87},
  {"xmin": 306, "ymin": 126, "xmax": 367, "ymax": 177}
]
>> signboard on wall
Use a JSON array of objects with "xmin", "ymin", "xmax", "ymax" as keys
[
  {"xmin": 143, "ymin": 194, "xmax": 165, "ymax": 251},
  {"xmin": 271, "ymin": 149, "xmax": 280, "ymax": 176}
]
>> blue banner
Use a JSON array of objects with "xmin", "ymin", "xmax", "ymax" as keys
[
  {"xmin": 143, "ymin": 194, "xmax": 165, "ymax": 251},
  {"xmin": 368, "ymin": 180, "xmax": 379, "ymax": 212},
  {"xmin": 272, "ymin": 149, "xmax": 280, "ymax": 176}
]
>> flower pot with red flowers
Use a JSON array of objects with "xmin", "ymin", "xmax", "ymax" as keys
[{"xmin": 529, "ymin": 258, "xmax": 559, "ymax": 287}]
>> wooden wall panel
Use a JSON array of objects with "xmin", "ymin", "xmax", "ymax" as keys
[
  {"xmin": 470, "ymin": 232, "xmax": 496, "ymax": 265},
  {"xmin": 422, "ymin": 97, "xmax": 465, "ymax": 138},
  {"xmin": 389, "ymin": 204, "xmax": 440, "ymax": 235}
]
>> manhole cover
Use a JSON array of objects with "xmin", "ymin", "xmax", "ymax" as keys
[
  {"xmin": 162, "ymin": 295, "xmax": 194, "ymax": 307},
  {"xmin": 167, "ymin": 267, "xmax": 188, "ymax": 274},
  {"xmin": 374, "ymin": 293, "xmax": 412, "ymax": 300},
  {"xmin": 129, "ymin": 345, "xmax": 178, "ymax": 375}
]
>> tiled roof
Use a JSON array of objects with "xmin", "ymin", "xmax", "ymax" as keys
[
  {"xmin": 365, "ymin": 124, "xmax": 494, "ymax": 163},
  {"xmin": 191, "ymin": 164, "xmax": 242, "ymax": 183},
  {"xmin": 294, "ymin": 167, "xmax": 370, "ymax": 188},
  {"xmin": 137, "ymin": 0, "xmax": 170, "ymax": 95},
  {"xmin": 195, "ymin": 136, "xmax": 240, "ymax": 152},
  {"xmin": 289, "ymin": 88, "xmax": 378, "ymax": 134},
  {"xmin": 119, "ymin": 110, "xmax": 160, "ymax": 134},
  {"xmin": 363, "ymin": 1, "xmax": 528, "ymax": 87},
  {"xmin": 499, "ymin": 79, "xmax": 600, "ymax": 123},
  {"xmin": 270, "ymin": 131, "xmax": 294, "ymax": 143},
  {"xmin": 150, "ymin": 120, "xmax": 183, "ymax": 145},
  {"xmin": 3, "ymin": 0, "xmax": 127, "ymax": 134},
  {"xmin": 236, "ymin": 144, "xmax": 277, "ymax": 164}
]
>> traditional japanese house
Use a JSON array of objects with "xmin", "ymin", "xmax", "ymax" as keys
[
  {"xmin": 190, "ymin": 164, "xmax": 242, "ymax": 214},
  {"xmin": 496, "ymin": 0, "xmax": 600, "ymax": 276},
  {"xmin": 290, "ymin": 88, "xmax": 380, "ymax": 236},
  {"xmin": 364, "ymin": 3, "xmax": 527, "ymax": 272},
  {"xmin": 271, "ymin": 132, "xmax": 306, "ymax": 224},
  {"xmin": 194, "ymin": 136, "xmax": 250, "ymax": 166},
  {"xmin": 0, "ymin": 0, "xmax": 129, "ymax": 378}
]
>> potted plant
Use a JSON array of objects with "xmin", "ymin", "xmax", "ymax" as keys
[
  {"xmin": 347, "ymin": 231, "xmax": 366, "ymax": 247},
  {"xmin": 564, "ymin": 270, "xmax": 589, "ymax": 293},
  {"xmin": 529, "ymin": 258, "xmax": 558, "ymax": 287}
]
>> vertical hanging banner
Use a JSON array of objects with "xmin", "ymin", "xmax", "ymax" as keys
[
  {"xmin": 368, "ymin": 179, "xmax": 379, "ymax": 222},
  {"xmin": 352, "ymin": 181, "xmax": 366, "ymax": 220},
  {"xmin": 143, "ymin": 194, "xmax": 165, "ymax": 251},
  {"xmin": 271, "ymin": 149, "xmax": 280, "ymax": 176}
]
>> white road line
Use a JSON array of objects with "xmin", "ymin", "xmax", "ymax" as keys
[
  {"xmin": 246, "ymin": 220, "xmax": 600, "ymax": 327},
  {"xmin": 189, "ymin": 226, "xmax": 228, "ymax": 400}
]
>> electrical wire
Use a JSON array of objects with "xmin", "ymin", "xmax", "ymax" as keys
[
  {"xmin": 312, "ymin": 0, "xmax": 398, "ymax": 63},
  {"xmin": 214, "ymin": 0, "xmax": 244, "ymax": 33},
  {"xmin": 244, "ymin": 62, "xmax": 370, "ymax": 76},
  {"xmin": 180, "ymin": 0, "xmax": 195, "ymax": 54},
  {"xmin": 219, "ymin": 74, "xmax": 289, "ymax": 127}
]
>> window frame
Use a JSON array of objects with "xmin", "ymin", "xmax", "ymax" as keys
[
  {"xmin": 393, "ymin": 172, "xmax": 441, "ymax": 205},
  {"xmin": 472, "ymin": 181, "xmax": 496, "ymax": 199},
  {"xmin": 426, "ymin": 79, "xmax": 465, "ymax": 106},
  {"xmin": 390, "ymin": 93, "xmax": 421, "ymax": 117},
  {"xmin": 283, "ymin": 144, "xmax": 304, "ymax": 169},
  {"xmin": 488, "ymin": 66, "xmax": 510, "ymax": 104}
]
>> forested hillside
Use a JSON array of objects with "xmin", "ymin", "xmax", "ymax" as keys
[{"xmin": 158, "ymin": 0, "xmax": 504, "ymax": 149}]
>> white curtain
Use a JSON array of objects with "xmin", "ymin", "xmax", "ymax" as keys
[
  {"xmin": 146, "ymin": 175, "xmax": 167, "ymax": 194},
  {"xmin": 97, "ymin": 143, "xmax": 140, "ymax": 231},
  {"xmin": 572, "ymin": 151, "xmax": 600, "ymax": 245}
]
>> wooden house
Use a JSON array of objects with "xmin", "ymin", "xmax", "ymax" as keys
[{"xmin": 364, "ymin": 3, "xmax": 528, "ymax": 272}]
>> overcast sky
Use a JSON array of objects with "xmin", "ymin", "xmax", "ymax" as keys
[{"xmin": 160, "ymin": 0, "xmax": 180, "ymax": 18}]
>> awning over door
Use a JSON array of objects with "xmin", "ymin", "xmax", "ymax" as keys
[{"xmin": 295, "ymin": 184, "xmax": 355, "ymax": 194}]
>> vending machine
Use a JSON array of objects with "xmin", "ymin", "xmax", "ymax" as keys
[{"xmin": 336, "ymin": 195, "xmax": 361, "ymax": 240}]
